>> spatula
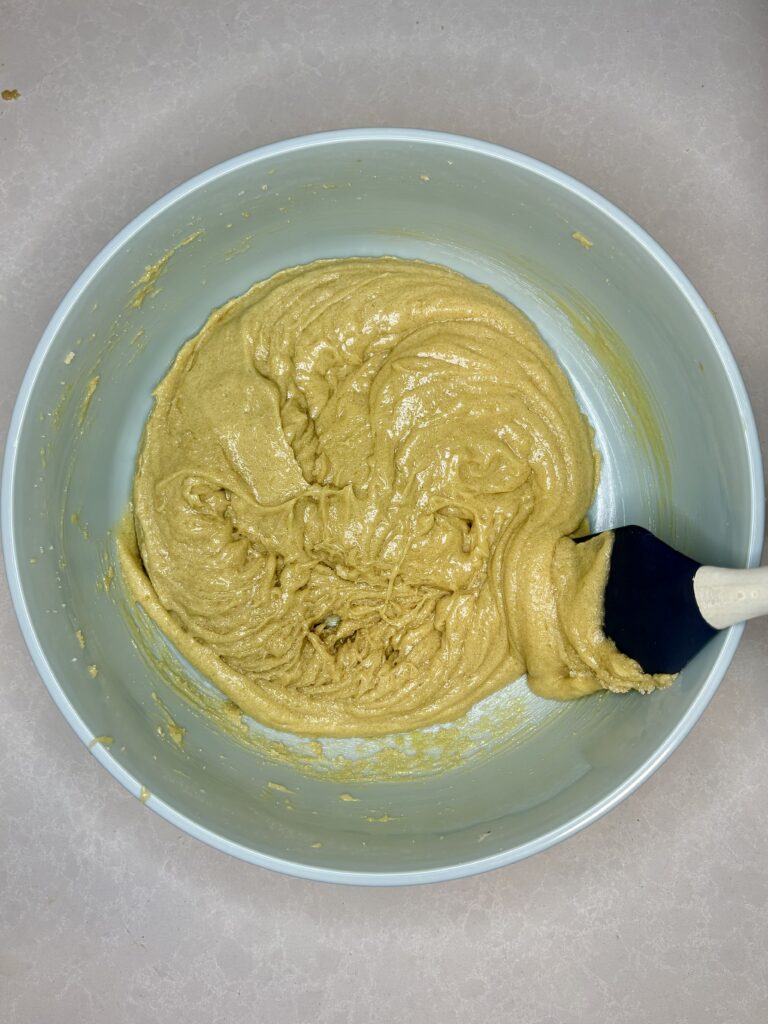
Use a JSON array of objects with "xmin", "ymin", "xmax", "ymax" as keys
[{"xmin": 576, "ymin": 525, "xmax": 768, "ymax": 673}]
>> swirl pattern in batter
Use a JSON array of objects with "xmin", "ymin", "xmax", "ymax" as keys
[{"xmin": 120, "ymin": 258, "xmax": 668, "ymax": 737}]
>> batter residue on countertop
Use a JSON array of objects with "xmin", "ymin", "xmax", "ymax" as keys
[{"xmin": 119, "ymin": 258, "xmax": 670, "ymax": 737}]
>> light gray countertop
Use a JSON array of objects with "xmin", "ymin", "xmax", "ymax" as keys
[{"xmin": 2, "ymin": 2, "xmax": 767, "ymax": 1021}]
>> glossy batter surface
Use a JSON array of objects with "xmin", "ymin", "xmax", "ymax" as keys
[{"xmin": 121, "ymin": 258, "xmax": 668, "ymax": 737}]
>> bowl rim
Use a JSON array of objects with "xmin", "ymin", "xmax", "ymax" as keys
[{"xmin": 2, "ymin": 127, "xmax": 764, "ymax": 886}]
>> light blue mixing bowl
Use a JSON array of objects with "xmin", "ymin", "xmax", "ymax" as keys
[{"xmin": 2, "ymin": 130, "xmax": 763, "ymax": 884}]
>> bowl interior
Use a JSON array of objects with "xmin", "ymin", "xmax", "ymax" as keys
[{"xmin": 4, "ymin": 132, "xmax": 762, "ymax": 881}]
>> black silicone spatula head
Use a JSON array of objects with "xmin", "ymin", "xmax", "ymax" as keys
[{"xmin": 580, "ymin": 525, "xmax": 718, "ymax": 674}]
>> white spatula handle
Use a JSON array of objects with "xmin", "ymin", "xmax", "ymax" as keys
[{"xmin": 693, "ymin": 566, "xmax": 768, "ymax": 630}]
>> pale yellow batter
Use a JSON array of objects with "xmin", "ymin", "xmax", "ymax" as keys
[{"xmin": 119, "ymin": 258, "xmax": 669, "ymax": 737}]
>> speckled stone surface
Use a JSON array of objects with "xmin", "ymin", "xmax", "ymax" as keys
[{"xmin": 2, "ymin": 2, "xmax": 767, "ymax": 1021}]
